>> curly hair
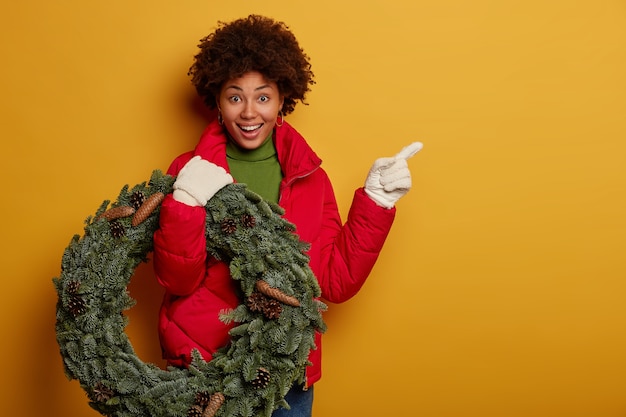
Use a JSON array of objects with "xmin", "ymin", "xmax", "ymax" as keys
[{"xmin": 188, "ymin": 15, "xmax": 315, "ymax": 115}]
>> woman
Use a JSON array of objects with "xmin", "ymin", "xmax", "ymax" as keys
[{"xmin": 153, "ymin": 14, "xmax": 421, "ymax": 416}]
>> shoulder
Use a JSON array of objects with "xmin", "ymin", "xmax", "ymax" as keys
[
  {"xmin": 275, "ymin": 122, "xmax": 322, "ymax": 178},
  {"xmin": 166, "ymin": 119, "xmax": 229, "ymax": 176},
  {"xmin": 166, "ymin": 151, "xmax": 194, "ymax": 176}
]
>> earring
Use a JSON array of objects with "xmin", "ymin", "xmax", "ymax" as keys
[
  {"xmin": 276, "ymin": 111, "xmax": 284, "ymax": 127},
  {"xmin": 217, "ymin": 110, "xmax": 223, "ymax": 125}
]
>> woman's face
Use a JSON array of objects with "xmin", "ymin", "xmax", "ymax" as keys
[{"xmin": 218, "ymin": 71, "xmax": 284, "ymax": 150}]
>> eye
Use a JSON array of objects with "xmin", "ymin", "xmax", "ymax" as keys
[
  {"xmin": 229, "ymin": 96, "xmax": 241, "ymax": 103},
  {"xmin": 259, "ymin": 95, "xmax": 269, "ymax": 103}
]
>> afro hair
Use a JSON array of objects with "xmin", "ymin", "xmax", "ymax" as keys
[{"xmin": 188, "ymin": 15, "xmax": 315, "ymax": 115}]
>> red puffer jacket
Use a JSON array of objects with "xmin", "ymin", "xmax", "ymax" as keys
[{"xmin": 153, "ymin": 118, "xmax": 396, "ymax": 387}]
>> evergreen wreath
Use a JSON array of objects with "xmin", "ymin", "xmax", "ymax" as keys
[{"xmin": 54, "ymin": 170, "xmax": 327, "ymax": 417}]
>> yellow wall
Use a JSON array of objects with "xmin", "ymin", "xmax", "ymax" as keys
[{"xmin": 1, "ymin": 1, "xmax": 625, "ymax": 416}]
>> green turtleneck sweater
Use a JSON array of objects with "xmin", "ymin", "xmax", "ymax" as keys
[{"xmin": 226, "ymin": 135, "xmax": 283, "ymax": 203}]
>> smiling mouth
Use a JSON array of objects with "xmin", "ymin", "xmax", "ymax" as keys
[{"xmin": 238, "ymin": 124, "xmax": 262, "ymax": 132}]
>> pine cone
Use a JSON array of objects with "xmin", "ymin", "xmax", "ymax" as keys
[
  {"xmin": 246, "ymin": 292, "xmax": 268, "ymax": 313},
  {"xmin": 255, "ymin": 280, "xmax": 301, "ymax": 307},
  {"xmin": 251, "ymin": 367, "xmax": 271, "ymax": 389},
  {"xmin": 132, "ymin": 192, "xmax": 165, "ymax": 226},
  {"xmin": 130, "ymin": 191, "xmax": 146, "ymax": 210},
  {"xmin": 92, "ymin": 382, "xmax": 115, "ymax": 403},
  {"xmin": 262, "ymin": 299, "xmax": 282, "ymax": 319},
  {"xmin": 241, "ymin": 213, "xmax": 256, "ymax": 228},
  {"xmin": 220, "ymin": 218, "xmax": 237, "ymax": 234},
  {"xmin": 67, "ymin": 280, "xmax": 80, "ymax": 295},
  {"xmin": 187, "ymin": 404, "xmax": 203, "ymax": 417},
  {"xmin": 194, "ymin": 391, "xmax": 211, "ymax": 407},
  {"xmin": 109, "ymin": 220, "xmax": 125, "ymax": 238},
  {"xmin": 98, "ymin": 206, "xmax": 135, "ymax": 221},
  {"xmin": 68, "ymin": 294, "xmax": 87, "ymax": 317},
  {"xmin": 203, "ymin": 392, "xmax": 225, "ymax": 417}
]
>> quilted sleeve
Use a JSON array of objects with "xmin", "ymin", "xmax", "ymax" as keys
[
  {"xmin": 153, "ymin": 152, "xmax": 208, "ymax": 296},
  {"xmin": 316, "ymin": 186, "xmax": 396, "ymax": 304},
  {"xmin": 153, "ymin": 194, "xmax": 207, "ymax": 296}
]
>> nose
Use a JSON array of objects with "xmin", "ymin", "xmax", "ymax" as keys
[{"xmin": 241, "ymin": 101, "xmax": 256, "ymax": 119}]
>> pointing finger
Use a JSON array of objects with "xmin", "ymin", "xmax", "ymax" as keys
[{"xmin": 394, "ymin": 142, "xmax": 423, "ymax": 160}]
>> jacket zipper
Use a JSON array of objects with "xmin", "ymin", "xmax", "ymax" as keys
[
  {"xmin": 278, "ymin": 165, "xmax": 320, "ymax": 204},
  {"xmin": 278, "ymin": 164, "xmax": 319, "ymax": 390}
]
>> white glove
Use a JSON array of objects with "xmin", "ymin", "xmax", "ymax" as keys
[
  {"xmin": 364, "ymin": 142, "xmax": 423, "ymax": 208},
  {"xmin": 172, "ymin": 155, "xmax": 234, "ymax": 207}
]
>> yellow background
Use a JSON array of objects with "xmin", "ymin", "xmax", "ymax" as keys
[{"xmin": 1, "ymin": 1, "xmax": 625, "ymax": 416}]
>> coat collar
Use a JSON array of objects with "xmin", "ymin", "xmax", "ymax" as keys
[{"xmin": 193, "ymin": 118, "xmax": 322, "ymax": 182}]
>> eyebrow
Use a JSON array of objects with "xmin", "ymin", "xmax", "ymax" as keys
[{"xmin": 224, "ymin": 84, "xmax": 273, "ymax": 92}]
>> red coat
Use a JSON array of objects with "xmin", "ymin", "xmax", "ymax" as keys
[{"xmin": 153, "ymin": 118, "xmax": 396, "ymax": 387}]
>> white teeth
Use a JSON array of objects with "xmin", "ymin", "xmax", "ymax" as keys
[{"xmin": 240, "ymin": 124, "xmax": 261, "ymax": 131}]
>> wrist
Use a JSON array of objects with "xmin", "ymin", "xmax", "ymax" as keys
[
  {"xmin": 173, "ymin": 189, "xmax": 202, "ymax": 207},
  {"xmin": 364, "ymin": 187, "xmax": 395, "ymax": 209}
]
